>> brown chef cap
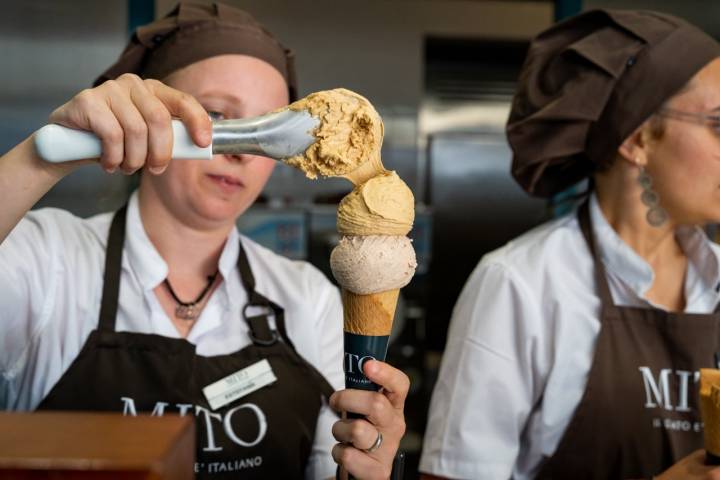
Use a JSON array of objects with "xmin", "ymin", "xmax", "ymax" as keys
[
  {"xmin": 94, "ymin": 2, "xmax": 297, "ymax": 101},
  {"xmin": 507, "ymin": 9, "xmax": 720, "ymax": 197}
]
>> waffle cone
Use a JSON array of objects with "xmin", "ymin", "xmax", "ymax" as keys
[
  {"xmin": 700, "ymin": 369, "xmax": 720, "ymax": 456},
  {"xmin": 342, "ymin": 288, "xmax": 399, "ymax": 336}
]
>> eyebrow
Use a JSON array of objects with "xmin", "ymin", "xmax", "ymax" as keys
[{"xmin": 195, "ymin": 91, "xmax": 246, "ymax": 107}]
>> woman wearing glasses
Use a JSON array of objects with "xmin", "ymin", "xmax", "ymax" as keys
[{"xmin": 420, "ymin": 9, "xmax": 720, "ymax": 480}]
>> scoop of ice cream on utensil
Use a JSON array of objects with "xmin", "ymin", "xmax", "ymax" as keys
[
  {"xmin": 285, "ymin": 88, "xmax": 386, "ymax": 185},
  {"xmin": 33, "ymin": 87, "xmax": 387, "ymax": 186}
]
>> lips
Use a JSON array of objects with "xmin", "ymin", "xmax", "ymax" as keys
[
  {"xmin": 207, "ymin": 173, "xmax": 244, "ymax": 187},
  {"xmin": 206, "ymin": 173, "xmax": 245, "ymax": 193}
]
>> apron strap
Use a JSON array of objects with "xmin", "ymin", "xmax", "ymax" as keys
[
  {"xmin": 577, "ymin": 200, "xmax": 616, "ymax": 307},
  {"xmin": 235, "ymin": 239, "xmax": 335, "ymax": 399},
  {"xmin": 236, "ymin": 239, "xmax": 295, "ymax": 349},
  {"xmin": 98, "ymin": 205, "xmax": 127, "ymax": 332},
  {"xmin": 97, "ymin": 206, "xmax": 335, "ymax": 398}
]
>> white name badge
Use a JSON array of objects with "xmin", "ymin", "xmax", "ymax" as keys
[{"xmin": 203, "ymin": 359, "xmax": 277, "ymax": 410}]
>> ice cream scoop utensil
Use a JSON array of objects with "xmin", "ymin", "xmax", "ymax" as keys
[{"xmin": 33, "ymin": 109, "xmax": 320, "ymax": 163}]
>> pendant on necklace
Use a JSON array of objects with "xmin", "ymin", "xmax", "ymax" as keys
[{"xmin": 176, "ymin": 304, "xmax": 198, "ymax": 320}]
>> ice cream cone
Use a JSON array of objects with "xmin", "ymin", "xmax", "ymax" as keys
[
  {"xmin": 700, "ymin": 369, "xmax": 720, "ymax": 462},
  {"xmin": 342, "ymin": 288, "xmax": 399, "ymax": 336}
]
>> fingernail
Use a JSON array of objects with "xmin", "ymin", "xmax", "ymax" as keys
[
  {"xmin": 105, "ymin": 166, "xmax": 116, "ymax": 174},
  {"xmin": 149, "ymin": 166, "xmax": 165, "ymax": 175}
]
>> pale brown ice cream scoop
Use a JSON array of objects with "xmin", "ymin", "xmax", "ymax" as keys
[
  {"xmin": 285, "ymin": 88, "xmax": 386, "ymax": 185},
  {"xmin": 337, "ymin": 171, "xmax": 415, "ymax": 236}
]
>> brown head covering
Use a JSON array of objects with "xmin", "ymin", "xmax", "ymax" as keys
[
  {"xmin": 507, "ymin": 9, "xmax": 720, "ymax": 197},
  {"xmin": 94, "ymin": 2, "xmax": 297, "ymax": 101}
]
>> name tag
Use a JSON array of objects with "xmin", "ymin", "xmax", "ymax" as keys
[{"xmin": 203, "ymin": 359, "xmax": 277, "ymax": 410}]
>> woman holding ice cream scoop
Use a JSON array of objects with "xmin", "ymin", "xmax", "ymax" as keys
[
  {"xmin": 420, "ymin": 9, "xmax": 720, "ymax": 480},
  {"xmin": 0, "ymin": 3, "xmax": 408, "ymax": 479}
]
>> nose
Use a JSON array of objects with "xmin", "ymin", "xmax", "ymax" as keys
[{"xmin": 222, "ymin": 153, "xmax": 254, "ymax": 164}]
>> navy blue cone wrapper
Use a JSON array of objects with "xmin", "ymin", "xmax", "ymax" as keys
[{"xmin": 340, "ymin": 288, "xmax": 404, "ymax": 480}]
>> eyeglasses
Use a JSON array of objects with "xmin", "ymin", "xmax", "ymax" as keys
[{"xmin": 656, "ymin": 107, "xmax": 720, "ymax": 134}]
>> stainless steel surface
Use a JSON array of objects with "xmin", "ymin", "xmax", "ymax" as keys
[
  {"xmin": 212, "ymin": 109, "xmax": 319, "ymax": 160},
  {"xmin": 425, "ymin": 131, "xmax": 547, "ymax": 349}
]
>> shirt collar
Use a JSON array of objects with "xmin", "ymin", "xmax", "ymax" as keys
[
  {"xmin": 124, "ymin": 190, "xmax": 242, "ymax": 292},
  {"xmin": 588, "ymin": 193, "xmax": 720, "ymax": 301},
  {"xmin": 218, "ymin": 227, "xmax": 241, "ymax": 282},
  {"xmin": 125, "ymin": 191, "xmax": 167, "ymax": 291}
]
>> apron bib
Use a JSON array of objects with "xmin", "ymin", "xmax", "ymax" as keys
[
  {"xmin": 37, "ymin": 206, "xmax": 335, "ymax": 479},
  {"xmin": 537, "ymin": 201, "xmax": 720, "ymax": 479}
]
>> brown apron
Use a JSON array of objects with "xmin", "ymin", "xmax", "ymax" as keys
[
  {"xmin": 36, "ymin": 206, "xmax": 335, "ymax": 479},
  {"xmin": 537, "ymin": 201, "xmax": 720, "ymax": 479}
]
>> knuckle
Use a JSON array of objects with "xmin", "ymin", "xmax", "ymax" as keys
[
  {"xmin": 117, "ymin": 73, "xmax": 142, "ymax": 85},
  {"xmin": 146, "ymin": 106, "xmax": 171, "ymax": 127},
  {"xmin": 125, "ymin": 121, "xmax": 148, "ymax": 139},
  {"xmin": 143, "ymin": 78, "xmax": 162, "ymax": 90},
  {"xmin": 396, "ymin": 418, "xmax": 407, "ymax": 436},
  {"xmin": 105, "ymin": 127, "xmax": 124, "ymax": 145},
  {"xmin": 370, "ymin": 397, "xmax": 386, "ymax": 416},
  {"xmin": 177, "ymin": 91, "xmax": 194, "ymax": 106},
  {"xmin": 400, "ymin": 372, "xmax": 411, "ymax": 391},
  {"xmin": 74, "ymin": 89, "xmax": 95, "ymax": 108},
  {"xmin": 332, "ymin": 390, "xmax": 346, "ymax": 406},
  {"xmin": 178, "ymin": 91, "xmax": 203, "ymax": 113},
  {"xmin": 330, "ymin": 421, "xmax": 342, "ymax": 439},
  {"xmin": 350, "ymin": 421, "xmax": 366, "ymax": 440},
  {"xmin": 102, "ymin": 79, "xmax": 122, "ymax": 93}
]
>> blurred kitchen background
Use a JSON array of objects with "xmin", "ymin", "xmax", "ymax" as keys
[{"xmin": 3, "ymin": 0, "xmax": 720, "ymax": 476}]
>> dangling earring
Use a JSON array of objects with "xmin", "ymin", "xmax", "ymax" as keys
[{"xmin": 637, "ymin": 165, "xmax": 668, "ymax": 227}]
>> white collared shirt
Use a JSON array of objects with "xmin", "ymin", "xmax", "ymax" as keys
[
  {"xmin": 420, "ymin": 194, "xmax": 720, "ymax": 480},
  {"xmin": 0, "ymin": 192, "xmax": 343, "ymax": 480}
]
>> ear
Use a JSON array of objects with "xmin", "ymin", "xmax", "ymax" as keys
[{"xmin": 617, "ymin": 123, "xmax": 649, "ymax": 167}]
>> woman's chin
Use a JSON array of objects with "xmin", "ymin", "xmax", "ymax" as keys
[{"xmin": 193, "ymin": 197, "xmax": 248, "ymax": 225}]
